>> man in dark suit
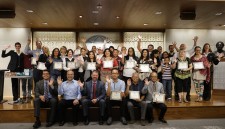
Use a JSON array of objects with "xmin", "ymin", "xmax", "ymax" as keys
[
  {"xmin": 33, "ymin": 70, "xmax": 58, "ymax": 128},
  {"xmin": 82, "ymin": 70, "xmax": 106, "ymax": 125},
  {"xmin": 1, "ymin": 42, "xmax": 24, "ymax": 103}
]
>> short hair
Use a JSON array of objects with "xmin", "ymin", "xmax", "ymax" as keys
[
  {"xmin": 169, "ymin": 45, "xmax": 173, "ymax": 48},
  {"xmin": 111, "ymin": 68, "xmax": 119, "ymax": 73},
  {"xmin": 67, "ymin": 70, "xmax": 74, "ymax": 74},
  {"xmin": 148, "ymin": 44, "xmax": 154, "ymax": 48},
  {"xmin": 92, "ymin": 70, "xmax": 99, "ymax": 75},
  {"xmin": 15, "ymin": 42, "xmax": 21, "ymax": 47},
  {"xmin": 42, "ymin": 69, "xmax": 50, "ymax": 74},
  {"xmin": 113, "ymin": 49, "xmax": 119, "ymax": 52},
  {"xmin": 132, "ymin": 72, "xmax": 139, "ymax": 77}
]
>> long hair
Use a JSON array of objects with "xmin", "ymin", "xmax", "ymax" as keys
[
  {"xmin": 202, "ymin": 43, "xmax": 212, "ymax": 53},
  {"xmin": 125, "ymin": 47, "xmax": 137, "ymax": 61},
  {"xmin": 51, "ymin": 48, "xmax": 61, "ymax": 59},
  {"xmin": 87, "ymin": 51, "xmax": 96, "ymax": 62},
  {"xmin": 140, "ymin": 49, "xmax": 149, "ymax": 61},
  {"xmin": 103, "ymin": 48, "xmax": 113, "ymax": 58},
  {"xmin": 150, "ymin": 49, "xmax": 159, "ymax": 59}
]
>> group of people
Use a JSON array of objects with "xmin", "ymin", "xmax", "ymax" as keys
[{"xmin": 1, "ymin": 36, "xmax": 225, "ymax": 128}]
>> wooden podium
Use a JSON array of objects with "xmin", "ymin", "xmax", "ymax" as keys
[{"xmin": 0, "ymin": 69, "xmax": 8, "ymax": 104}]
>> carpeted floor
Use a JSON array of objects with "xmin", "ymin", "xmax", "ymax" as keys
[{"xmin": 0, "ymin": 119, "xmax": 225, "ymax": 129}]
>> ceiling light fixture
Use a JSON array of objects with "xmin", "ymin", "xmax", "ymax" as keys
[
  {"xmin": 144, "ymin": 23, "xmax": 148, "ymax": 26},
  {"xmin": 92, "ymin": 10, "xmax": 99, "ymax": 14},
  {"xmin": 79, "ymin": 15, "xmax": 83, "ymax": 18},
  {"xmin": 26, "ymin": 10, "xmax": 34, "ymax": 13},
  {"xmin": 116, "ymin": 16, "xmax": 120, "ymax": 19},
  {"xmin": 42, "ymin": 22, "xmax": 48, "ymax": 25},
  {"xmin": 155, "ymin": 11, "xmax": 162, "ymax": 15},
  {"xmin": 97, "ymin": 3, "xmax": 102, "ymax": 9},
  {"xmin": 93, "ymin": 23, "xmax": 99, "ymax": 26},
  {"xmin": 215, "ymin": 12, "xmax": 223, "ymax": 16}
]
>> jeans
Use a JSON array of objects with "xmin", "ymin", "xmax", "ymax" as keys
[
  {"xmin": 22, "ymin": 69, "xmax": 33, "ymax": 97},
  {"xmin": 162, "ymin": 79, "xmax": 172, "ymax": 99}
]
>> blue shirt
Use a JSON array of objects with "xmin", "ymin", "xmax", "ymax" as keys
[
  {"xmin": 58, "ymin": 80, "xmax": 81, "ymax": 100},
  {"xmin": 44, "ymin": 80, "xmax": 53, "ymax": 99},
  {"xmin": 24, "ymin": 44, "xmax": 43, "ymax": 58},
  {"xmin": 105, "ymin": 79, "xmax": 125, "ymax": 92}
]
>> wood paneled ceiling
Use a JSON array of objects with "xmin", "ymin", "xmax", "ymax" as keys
[{"xmin": 0, "ymin": 0, "xmax": 225, "ymax": 30}]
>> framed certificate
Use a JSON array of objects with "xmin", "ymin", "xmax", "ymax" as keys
[
  {"xmin": 53, "ymin": 62, "xmax": 63, "ymax": 69},
  {"xmin": 193, "ymin": 62, "xmax": 204, "ymax": 70},
  {"xmin": 129, "ymin": 91, "xmax": 140, "ymax": 100},
  {"xmin": 153, "ymin": 92, "xmax": 165, "ymax": 103},
  {"xmin": 87, "ymin": 62, "xmax": 96, "ymax": 70},
  {"xmin": 139, "ymin": 64, "xmax": 150, "ymax": 72},
  {"xmin": 103, "ymin": 60, "xmax": 113, "ymax": 68},
  {"xmin": 110, "ymin": 91, "xmax": 122, "ymax": 101},
  {"xmin": 178, "ymin": 61, "xmax": 188, "ymax": 70},
  {"xmin": 74, "ymin": 49, "xmax": 80, "ymax": 55},
  {"xmin": 24, "ymin": 69, "xmax": 29, "ymax": 76},
  {"xmin": 125, "ymin": 61, "xmax": 135, "ymax": 69},
  {"xmin": 37, "ymin": 62, "xmax": 47, "ymax": 70},
  {"xmin": 31, "ymin": 57, "xmax": 37, "ymax": 65},
  {"xmin": 67, "ymin": 62, "xmax": 76, "ymax": 69}
]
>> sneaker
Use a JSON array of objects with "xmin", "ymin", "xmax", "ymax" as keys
[
  {"xmin": 106, "ymin": 117, "xmax": 112, "ymax": 125},
  {"xmin": 121, "ymin": 117, "xmax": 127, "ymax": 125}
]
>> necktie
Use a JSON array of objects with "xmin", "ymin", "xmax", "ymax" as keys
[
  {"xmin": 44, "ymin": 81, "xmax": 49, "ymax": 101},
  {"xmin": 153, "ymin": 83, "xmax": 156, "ymax": 92},
  {"xmin": 92, "ymin": 82, "xmax": 97, "ymax": 99}
]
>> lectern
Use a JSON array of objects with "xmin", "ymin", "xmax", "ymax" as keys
[{"xmin": 0, "ymin": 69, "xmax": 8, "ymax": 104}]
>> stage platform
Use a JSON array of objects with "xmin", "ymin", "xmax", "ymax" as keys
[{"xmin": 0, "ymin": 95, "xmax": 225, "ymax": 123}]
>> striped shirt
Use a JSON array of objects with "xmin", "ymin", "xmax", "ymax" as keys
[{"xmin": 162, "ymin": 64, "xmax": 172, "ymax": 80}]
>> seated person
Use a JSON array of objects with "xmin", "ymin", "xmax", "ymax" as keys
[
  {"xmin": 57, "ymin": 70, "xmax": 83, "ymax": 126},
  {"xmin": 82, "ymin": 70, "xmax": 106, "ymax": 125},
  {"xmin": 125, "ymin": 72, "xmax": 147, "ymax": 126},
  {"xmin": 105, "ymin": 68, "xmax": 127, "ymax": 125},
  {"xmin": 33, "ymin": 70, "xmax": 58, "ymax": 128},
  {"xmin": 142, "ymin": 72, "xmax": 167, "ymax": 123}
]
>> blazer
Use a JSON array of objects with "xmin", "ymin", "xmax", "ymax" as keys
[
  {"xmin": 1, "ymin": 50, "xmax": 24, "ymax": 72},
  {"xmin": 83, "ymin": 80, "xmax": 106, "ymax": 100},
  {"xmin": 35, "ymin": 80, "xmax": 58, "ymax": 99}
]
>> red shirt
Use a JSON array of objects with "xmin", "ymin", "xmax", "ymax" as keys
[{"xmin": 23, "ymin": 54, "xmax": 32, "ymax": 69}]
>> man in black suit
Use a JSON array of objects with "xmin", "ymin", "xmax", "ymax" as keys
[
  {"xmin": 1, "ymin": 42, "xmax": 24, "ymax": 103},
  {"xmin": 82, "ymin": 70, "xmax": 106, "ymax": 125},
  {"xmin": 33, "ymin": 70, "xmax": 58, "ymax": 128}
]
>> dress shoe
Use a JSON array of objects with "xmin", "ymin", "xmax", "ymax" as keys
[
  {"xmin": 99, "ymin": 117, "xmax": 104, "ymax": 125},
  {"xmin": 84, "ymin": 118, "xmax": 89, "ymax": 125},
  {"xmin": 73, "ymin": 122, "xmax": 78, "ymax": 126},
  {"xmin": 140, "ymin": 119, "xmax": 146, "ymax": 126},
  {"xmin": 159, "ymin": 118, "xmax": 167, "ymax": 123},
  {"xmin": 46, "ymin": 122, "xmax": 54, "ymax": 127},
  {"xmin": 148, "ymin": 118, "xmax": 154, "ymax": 123},
  {"xmin": 106, "ymin": 117, "xmax": 112, "ymax": 125},
  {"xmin": 121, "ymin": 117, "xmax": 127, "ymax": 125},
  {"xmin": 33, "ymin": 121, "xmax": 41, "ymax": 128},
  {"xmin": 59, "ymin": 121, "xmax": 65, "ymax": 126}
]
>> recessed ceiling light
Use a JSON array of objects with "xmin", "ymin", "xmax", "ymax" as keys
[
  {"xmin": 93, "ymin": 23, "xmax": 99, "ymax": 26},
  {"xmin": 215, "ymin": 12, "xmax": 223, "ymax": 16},
  {"xmin": 79, "ymin": 15, "xmax": 83, "ymax": 18},
  {"xmin": 144, "ymin": 23, "xmax": 148, "ymax": 26},
  {"xmin": 42, "ymin": 22, "xmax": 48, "ymax": 25},
  {"xmin": 26, "ymin": 10, "xmax": 34, "ymax": 13},
  {"xmin": 116, "ymin": 16, "xmax": 120, "ymax": 19},
  {"xmin": 155, "ymin": 11, "xmax": 162, "ymax": 15},
  {"xmin": 223, "ymin": 24, "xmax": 225, "ymax": 27},
  {"xmin": 92, "ymin": 11, "xmax": 99, "ymax": 14},
  {"xmin": 97, "ymin": 3, "xmax": 102, "ymax": 9}
]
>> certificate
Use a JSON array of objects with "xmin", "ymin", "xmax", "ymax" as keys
[
  {"xmin": 87, "ymin": 62, "xmax": 96, "ymax": 70},
  {"xmin": 74, "ymin": 49, "xmax": 80, "ymax": 55},
  {"xmin": 31, "ymin": 57, "xmax": 37, "ymax": 65},
  {"xmin": 110, "ymin": 91, "xmax": 122, "ymax": 101},
  {"xmin": 67, "ymin": 62, "xmax": 76, "ymax": 69},
  {"xmin": 37, "ymin": 62, "xmax": 47, "ymax": 70},
  {"xmin": 139, "ymin": 64, "xmax": 150, "ymax": 72},
  {"xmin": 53, "ymin": 62, "xmax": 63, "ymax": 69},
  {"xmin": 129, "ymin": 91, "xmax": 140, "ymax": 100},
  {"xmin": 125, "ymin": 61, "xmax": 135, "ymax": 69},
  {"xmin": 193, "ymin": 62, "xmax": 204, "ymax": 70},
  {"xmin": 178, "ymin": 61, "xmax": 188, "ymax": 70},
  {"xmin": 24, "ymin": 69, "xmax": 29, "ymax": 76},
  {"xmin": 153, "ymin": 92, "xmax": 165, "ymax": 103},
  {"xmin": 103, "ymin": 60, "xmax": 113, "ymax": 68}
]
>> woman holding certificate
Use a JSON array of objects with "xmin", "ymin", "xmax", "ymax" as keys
[
  {"xmin": 60, "ymin": 46, "xmax": 67, "ymax": 82},
  {"xmin": 45, "ymin": 48, "xmax": 63, "ymax": 80},
  {"xmin": 62, "ymin": 49, "xmax": 80, "ymax": 80},
  {"xmin": 191, "ymin": 46, "xmax": 211, "ymax": 102},
  {"xmin": 172, "ymin": 50, "xmax": 192, "ymax": 103},
  {"xmin": 136, "ymin": 49, "xmax": 152, "ymax": 81},
  {"xmin": 83, "ymin": 51, "xmax": 97, "ymax": 82},
  {"xmin": 121, "ymin": 47, "xmax": 138, "ymax": 83},
  {"xmin": 97, "ymin": 48, "xmax": 118, "ymax": 83},
  {"xmin": 150, "ymin": 49, "xmax": 161, "ymax": 73}
]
